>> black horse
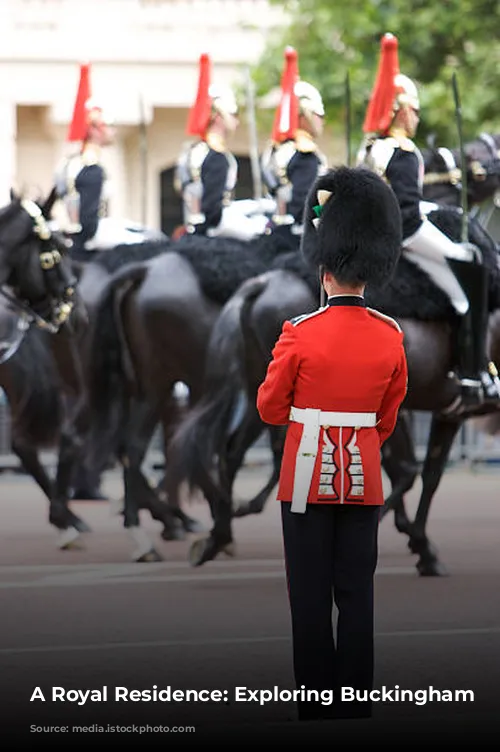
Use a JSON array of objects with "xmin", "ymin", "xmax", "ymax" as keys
[
  {"xmin": 81, "ymin": 231, "xmax": 299, "ymax": 560},
  {"xmin": 66, "ymin": 131, "xmax": 500, "ymax": 559},
  {"xmin": 422, "ymin": 132, "xmax": 500, "ymax": 208},
  {"xmin": 0, "ymin": 194, "xmax": 93, "ymax": 544},
  {"xmin": 162, "ymin": 206, "xmax": 500, "ymax": 572},
  {"xmin": 0, "ymin": 197, "xmax": 188, "ymax": 557}
]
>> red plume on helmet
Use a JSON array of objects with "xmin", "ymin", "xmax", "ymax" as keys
[
  {"xmin": 186, "ymin": 53, "xmax": 213, "ymax": 138},
  {"xmin": 362, "ymin": 33, "xmax": 400, "ymax": 135},
  {"xmin": 67, "ymin": 62, "xmax": 92, "ymax": 142},
  {"xmin": 271, "ymin": 46, "xmax": 300, "ymax": 143}
]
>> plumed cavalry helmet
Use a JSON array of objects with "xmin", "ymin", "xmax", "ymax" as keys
[
  {"xmin": 295, "ymin": 80, "xmax": 325, "ymax": 119},
  {"xmin": 301, "ymin": 166, "xmax": 402, "ymax": 287},
  {"xmin": 363, "ymin": 33, "xmax": 420, "ymax": 136},
  {"xmin": 271, "ymin": 46, "xmax": 325, "ymax": 142},
  {"xmin": 186, "ymin": 53, "xmax": 238, "ymax": 138},
  {"xmin": 67, "ymin": 62, "xmax": 113, "ymax": 143}
]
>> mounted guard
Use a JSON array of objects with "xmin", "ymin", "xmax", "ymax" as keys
[
  {"xmin": 174, "ymin": 54, "xmax": 271, "ymax": 241},
  {"xmin": 261, "ymin": 46, "xmax": 328, "ymax": 246},
  {"xmin": 357, "ymin": 32, "xmax": 500, "ymax": 409},
  {"xmin": 54, "ymin": 63, "xmax": 161, "ymax": 259}
]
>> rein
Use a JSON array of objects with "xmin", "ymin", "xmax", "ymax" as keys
[
  {"xmin": 0, "ymin": 200, "xmax": 75, "ymax": 332},
  {"xmin": 0, "ymin": 200, "xmax": 76, "ymax": 364}
]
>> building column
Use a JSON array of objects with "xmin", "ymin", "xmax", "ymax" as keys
[{"xmin": 0, "ymin": 99, "xmax": 17, "ymax": 206}]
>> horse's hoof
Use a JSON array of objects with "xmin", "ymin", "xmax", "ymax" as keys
[
  {"xmin": 189, "ymin": 538, "xmax": 211, "ymax": 567},
  {"xmin": 134, "ymin": 548, "xmax": 163, "ymax": 563},
  {"xmin": 58, "ymin": 527, "xmax": 82, "ymax": 550},
  {"xmin": 67, "ymin": 511, "xmax": 92, "ymax": 534},
  {"xmin": 417, "ymin": 558, "xmax": 449, "ymax": 577},
  {"xmin": 189, "ymin": 536, "xmax": 232, "ymax": 567}
]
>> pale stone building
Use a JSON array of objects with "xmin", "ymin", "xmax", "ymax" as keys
[{"xmin": 0, "ymin": 0, "xmax": 343, "ymax": 235}]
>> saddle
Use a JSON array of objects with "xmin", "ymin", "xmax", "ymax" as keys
[{"xmin": 275, "ymin": 207, "xmax": 500, "ymax": 323}]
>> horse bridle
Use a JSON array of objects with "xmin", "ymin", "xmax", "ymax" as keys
[{"xmin": 0, "ymin": 200, "xmax": 76, "ymax": 364}]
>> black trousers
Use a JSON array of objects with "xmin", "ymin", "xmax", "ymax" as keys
[{"xmin": 281, "ymin": 501, "xmax": 380, "ymax": 720}]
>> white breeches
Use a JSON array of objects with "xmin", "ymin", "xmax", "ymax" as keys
[
  {"xmin": 403, "ymin": 250, "xmax": 470, "ymax": 314},
  {"xmin": 84, "ymin": 217, "xmax": 162, "ymax": 250},
  {"xmin": 206, "ymin": 199, "xmax": 275, "ymax": 242},
  {"xmin": 403, "ymin": 218, "xmax": 475, "ymax": 315}
]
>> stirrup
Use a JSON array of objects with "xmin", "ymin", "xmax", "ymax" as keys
[
  {"xmin": 443, "ymin": 372, "xmax": 484, "ymax": 416},
  {"xmin": 480, "ymin": 362, "xmax": 500, "ymax": 402}
]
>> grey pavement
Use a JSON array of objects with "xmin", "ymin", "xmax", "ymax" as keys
[{"xmin": 0, "ymin": 456, "xmax": 499, "ymax": 745}]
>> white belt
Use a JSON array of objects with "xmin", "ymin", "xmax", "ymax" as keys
[{"xmin": 289, "ymin": 406, "xmax": 377, "ymax": 514}]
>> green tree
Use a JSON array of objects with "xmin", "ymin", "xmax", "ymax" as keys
[{"xmin": 250, "ymin": 0, "xmax": 500, "ymax": 152}]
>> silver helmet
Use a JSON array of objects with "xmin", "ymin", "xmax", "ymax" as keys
[
  {"xmin": 295, "ymin": 80, "xmax": 325, "ymax": 119},
  {"xmin": 209, "ymin": 83, "xmax": 239, "ymax": 125},
  {"xmin": 394, "ymin": 73, "xmax": 420, "ymax": 112}
]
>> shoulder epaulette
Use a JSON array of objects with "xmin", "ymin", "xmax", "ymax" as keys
[
  {"xmin": 389, "ymin": 133, "xmax": 415, "ymax": 153},
  {"xmin": 290, "ymin": 306, "xmax": 328, "ymax": 326},
  {"xmin": 206, "ymin": 132, "xmax": 227, "ymax": 153},
  {"xmin": 366, "ymin": 307, "xmax": 402, "ymax": 332},
  {"xmin": 295, "ymin": 129, "xmax": 317, "ymax": 154},
  {"xmin": 80, "ymin": 144, "xmax": 101, "ymax": 166}
]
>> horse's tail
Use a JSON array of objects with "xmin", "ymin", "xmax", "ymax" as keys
[
  {"xmin": 6, "ymin": 329, "xmax": 62, "ymax": 447},
  {"xmin": 166, "ymin": 274, "xmax": 271, "ymax": 501},
  {"xmin": 87, "ymin": 262, "xmax": 148, "ymax": 451}
]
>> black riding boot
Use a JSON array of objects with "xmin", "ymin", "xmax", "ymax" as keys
[{"xmin": 447, "ymin": 258, "xmax": 500, "ymax": 407}]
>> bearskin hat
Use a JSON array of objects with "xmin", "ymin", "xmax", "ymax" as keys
[{"xmin": 301, "ymin": 166, "xmax": 402, "ymax": 287}]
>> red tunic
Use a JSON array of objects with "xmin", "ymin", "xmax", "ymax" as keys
[{"xmin": 256, "ymin": 297, "xmax": 408, "ymax": 507}]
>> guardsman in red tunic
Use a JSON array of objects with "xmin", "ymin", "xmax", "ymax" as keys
[{"xmin": 257, "ymin": 165, "xmax": 407, "ymax": 721}]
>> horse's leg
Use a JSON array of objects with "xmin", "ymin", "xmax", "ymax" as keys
[
  {"xmin": 158, "ymin": 397, "xmax": 205, "ymax": 535},
  {"xmin": 380, "ymin": 412, "xmax": 420, "ymax": 535},
  {"xmin": 407, "ymin": 415, "xmax": 462, "ymax": 577},
  {"xmin": 11, "ymin": 440, "xmax": 54, "ymax": 500},
  {"xmin": 231, "ymin": 417, "xmax": 285, "ymax": 517},
  {"xmin": 70, "ymin": 459, "xmax": 108, "ymax": 501},
  {"xmin": 120, "ymin": 398, "xmax": 186, "ymax": 561},
  {"xmin": 51, "ymin": 396, "xmax": 93, "ymax": 545},
  {"xmin": 188, "ymin": 488, "xmax": 234, "ymax": 568}
]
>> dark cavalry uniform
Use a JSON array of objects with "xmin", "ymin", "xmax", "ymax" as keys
[
  {"xmin": 55, "ymin": 145, "xmax": 107, "ymax": 260},
  {"xmin": 175, "ymin": 132, "xmax": 237, "ymax": 235},
  {"xmin": 358, "ymin": 31, "xmax": 500, "ymax": 407},
  {"xmin": 261, "ymin": 129, "xmax": 327, "ymax": 241},
  {"xmin": 359, "ymin": 131, "xmax": 424, "ymax": 240},
  {"xmin": 257, "ymin": 295, "xmax": 407, "ymax": 719}
]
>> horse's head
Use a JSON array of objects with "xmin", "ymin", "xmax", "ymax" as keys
[
  {"xmin": 464, "ymin": 133, "xmax": 500, "ymax": 206},
  {"xmin": 423, "ymin": 133, "xmax": 500, "ymax": 209},
  {"xmin": 0, "ymin": 192, "xmax": 85, "ymax": 335}
]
